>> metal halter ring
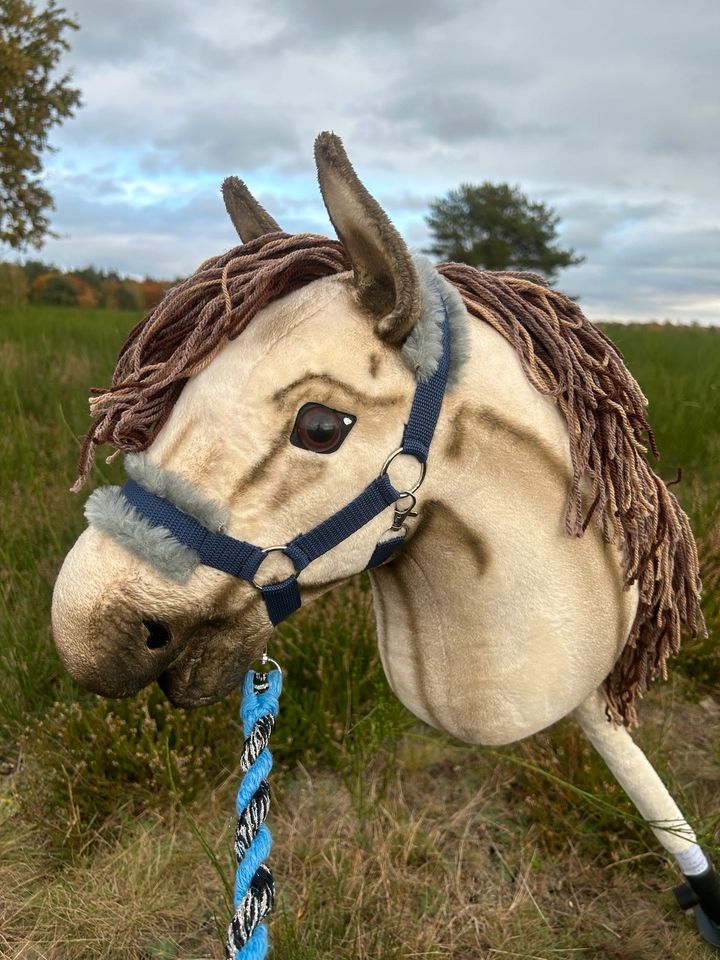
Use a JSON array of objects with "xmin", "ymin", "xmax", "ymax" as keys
[
  {"xmin": 251, "ymin": 545, "xmax": 292, "ymax": 590},
  {"xmin": 249, "ymin": 652, "xmax": 283, "ymax": 676},
  {"xmin": 381, "ymin": 447, "xmax": 427, "ymax": 496}
]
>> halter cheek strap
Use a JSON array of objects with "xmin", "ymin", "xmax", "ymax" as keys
[{"xmin": 118, "ymin": 288, "xmax": 452, "ymax": 627}]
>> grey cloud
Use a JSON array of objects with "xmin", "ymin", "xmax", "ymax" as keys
[
  {"xmin": 144, "ymin": 113, "xmax": 303, "ymax": 175},
  {"xmin": 558, "ymin": 199, "xmax": 672, "ymax": 252},
  {"xmin": 609, "ymin": 228, "xmax": 720, "ymax": 274},
  {"xmin": 382, "ymin": 87, "xmax": 502, "ymax": 143},
  {"xmin": 376, "ymin": 191, "xmax": 435, "ymax": 212},
  {"xmin": 65, "ymin": 0, "xmax": 197, "ymax": 62},
  {"xmin": 58, "ymin": 0, "xmax": 720, "ymax": 190},
  {"xmin": 266, "ymin": 0, "xmax": 467, "ymax": 39},
  {"xmin": 562, "ymin": 223, "xmax": 720, "ymax": 322}
]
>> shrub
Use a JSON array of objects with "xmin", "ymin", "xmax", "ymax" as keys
[
  {"xmin": 139, "ymin": 279, "xmax": 168, "ymax": 309},
  {"xmin": 19, "ymin": 685, "xmax": 241, "ymax": 855},
  {"xmin": 67, "ymin": 274, "xmax": 100, "ymax": 308},
  {"xmin": 106, "ymin": 280, "xmax": 143, "ymax": 310}
]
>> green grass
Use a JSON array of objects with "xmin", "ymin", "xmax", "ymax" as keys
[
  {"xmin": 602, "ymin": 323, "xmax": 720, "ymax": 493},
  {"xmin": 1, "ymin": 306, "xmax": 719, "ymax": 959},
  {"xmin": 0, "ymin": 306, "xmax": 140, "ymax": 729}
]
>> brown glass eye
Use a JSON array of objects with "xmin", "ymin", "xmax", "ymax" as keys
[{"xmin": 290, "ymin": 403, "xmax": 355, "ymax": 454}]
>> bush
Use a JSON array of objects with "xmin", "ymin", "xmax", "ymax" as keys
[
  {"xmin": 106, "ymin": 280, "xmax": 143, "ymax": 310},
  {"xmin": 67, "ymin": 274, "xmax": 100, "ymax": 308},
  {"xmin": 139, "ymin": 279, "xmax": 168, "ymax": 309}
]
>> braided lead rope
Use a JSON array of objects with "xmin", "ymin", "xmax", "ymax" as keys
[{"xmin": 225, "ymin": 665, "xmax": 282, "ymax": 960}]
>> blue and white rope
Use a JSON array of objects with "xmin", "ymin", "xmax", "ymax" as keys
[{"xmin": 225, "ymin": 667, "xmax": 282, "ymax": 960}]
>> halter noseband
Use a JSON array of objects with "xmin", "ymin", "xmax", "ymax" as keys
[{"xmin": 117, "ymin": 289, "xmax": 452, "ymax": 627}]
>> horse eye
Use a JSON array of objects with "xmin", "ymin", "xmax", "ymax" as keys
[{"xmin": 290, "ymin": 403, "xmax": 356, "ymax": 454}]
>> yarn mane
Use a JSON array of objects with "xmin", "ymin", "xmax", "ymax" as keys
[{"xmin": 75, "ymin": 231, "xmax": 704, "ymax": 727}]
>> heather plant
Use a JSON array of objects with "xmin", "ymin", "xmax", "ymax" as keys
[{"xmin": 18, "ymin": 686, "xmax": 238, "ymax": 855}]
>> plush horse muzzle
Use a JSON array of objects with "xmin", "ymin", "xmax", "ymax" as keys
[{"xmin": 52, "ymin": 524, "xmax": 270, "ymax": 705}]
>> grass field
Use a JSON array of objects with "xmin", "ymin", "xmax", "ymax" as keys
[{"xmin": 0, "ymin": 306, "xmax": 719, "ymax": 959}]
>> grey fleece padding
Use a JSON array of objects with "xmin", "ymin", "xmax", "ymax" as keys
[
  {"xmin": 125, "ymin": 453, "xmax": 228, "ymax": 530},
  {"xmin": 402, "ymin": 256, "xmax": 471, "ymax": 390},
  {"xmin": 84, "ymin": 485, "xmax": 200, "ymax": 582},
  {"xmin": 84, "ymin": 454, "xmax": 230, "ymax": 582}
]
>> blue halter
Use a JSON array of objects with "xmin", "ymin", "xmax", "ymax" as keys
[{"xmin": 120, "ymin": 302, "xmax": 451, "ymax": 627}]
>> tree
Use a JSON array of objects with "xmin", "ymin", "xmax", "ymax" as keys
[
  {"xmin": 32, "ymin": 271, "xmax": 77, "ymax": 305},
  {"xmin": 66, "ymin": 273, "xmax": 99, "ymax": 307},
  {"xmin": 425, "ymin": 182, "xmax": 583, "ymax": 282},
  {"xmin": 0, "ymin": 1, "xmax": 81, "ymax": 249},
  {"xmin": 138, "ymin": 278, "xmax": 168, "ymax": 309},
  {"xmin": 106, "ymin": 280, "xmax": 143, "ymax": 310},
  {"xmin": 0, "ymin": 262, "xmax": 28, "ymax": 305},
  {"xmin": 21, "ymin": 257, "xmax": 57, "ymax": 282}
]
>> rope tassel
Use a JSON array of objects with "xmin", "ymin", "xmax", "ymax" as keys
[{"xmin": 226, "ymin": 666, "xmax": 282, "ymax": 960}]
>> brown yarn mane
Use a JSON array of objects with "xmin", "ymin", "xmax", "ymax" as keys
[
  {"xmin": 74, "ymin": 233, "xmax": 349, "ymax": 489},
  {"xmin": 76, "ymin": 232, "xmax": 704, "ymax": 727}
]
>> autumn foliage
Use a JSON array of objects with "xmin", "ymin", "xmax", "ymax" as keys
[{"xmin": 0, "ymin": 260, "xmax": 173, "ymax": 309}]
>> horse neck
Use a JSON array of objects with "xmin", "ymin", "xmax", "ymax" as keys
[{"xmin": 368, "ymin": 316, "xmax": 637, "ymax": 746}]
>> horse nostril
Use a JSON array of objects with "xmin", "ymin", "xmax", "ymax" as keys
[{"xmin": 142, "ymin": 619, "xmax": 172, "ymax": 650}]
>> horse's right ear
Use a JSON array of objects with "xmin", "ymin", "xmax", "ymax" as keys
[
  {"xmin": 222, "ymin": 177, "xmax": 281, "ymax": 242},
  {"xmin": 314, "ymin": 132, "xmax": 420, "ymax": 345}
]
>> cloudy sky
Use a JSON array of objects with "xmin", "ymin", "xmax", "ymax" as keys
[{"xmin": 22, "ymin": 0, "xmax": 720, "ymax": 322}]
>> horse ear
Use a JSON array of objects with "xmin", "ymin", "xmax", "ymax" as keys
[
  {"xmin": 314, "ymin": 132, "xmax": 420, "ymax": 345},
  {"xmin": 222, "ymin": 176, "xmax": 281, "ymax": 242}
]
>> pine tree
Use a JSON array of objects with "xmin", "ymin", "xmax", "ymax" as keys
[{"xmin": 425, "ymin": 182, "xmax": 583, "ymax": 282}]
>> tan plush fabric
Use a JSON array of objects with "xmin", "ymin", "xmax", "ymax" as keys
[{"xmin": 371, "ymin": 307, "xmax": 637, "ymax": 745}]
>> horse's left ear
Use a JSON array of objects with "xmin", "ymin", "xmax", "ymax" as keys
[
  {"xmin": 314, "ymin": 132, "xmax": 420, "ymax": 345},
  {"xmin": 222, "ymin": 176, "xmax": 281, "ymax": 242}
]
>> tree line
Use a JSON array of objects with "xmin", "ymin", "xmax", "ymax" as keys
[{"xmin": 0, "ymin": 260, "xmax": 171, "ymax": 310}]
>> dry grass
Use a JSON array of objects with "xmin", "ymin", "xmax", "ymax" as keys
[{"xmin": 2, "ymin": 679, "xmax": 719, "ymax": 959}]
